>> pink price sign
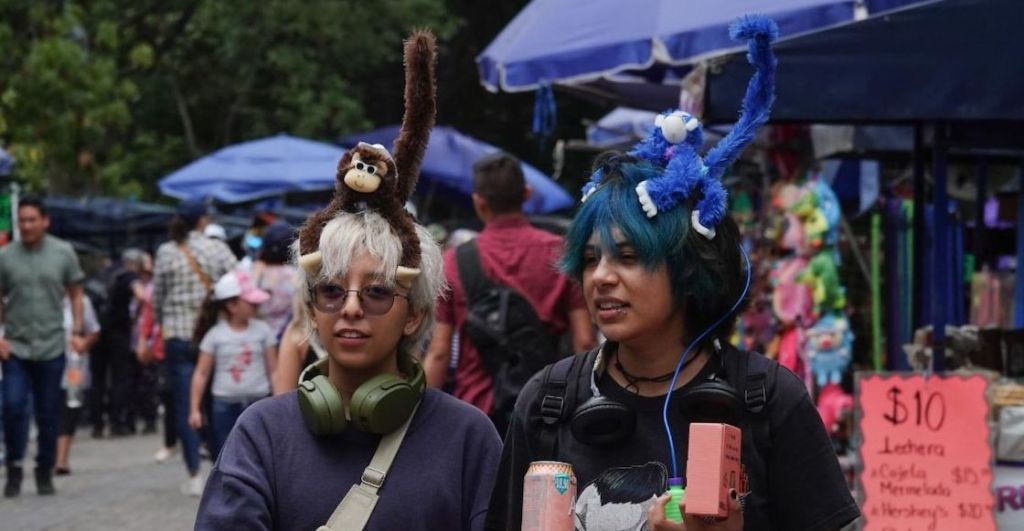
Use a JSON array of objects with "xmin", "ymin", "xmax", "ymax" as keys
[{"xmin": 857, "ymin": 374, "xmax": 994, "ymax": 531}]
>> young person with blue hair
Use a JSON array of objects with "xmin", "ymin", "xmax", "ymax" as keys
[{"xmin": 485, "ymin": 16, "xmax": 859, "ymax": 531}]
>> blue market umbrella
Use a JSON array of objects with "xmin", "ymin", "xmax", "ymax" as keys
[
  {"xmin": 586, "ymin": 107, "xmax": 658, "ymax": 148},
  {"xmin": 0, "ymin": 146, "xmax": 13, "ymax": 176},
  {"xmin": 159, "ymin": 133, "xmax": 344, "ymax": 203},
  {"xmin": 340, "ymin": 126, "xmax": 573, "ymax": 214},
  {"xmin": 478, "ymin": 0, "xmax": 921, "ymax": 92}
]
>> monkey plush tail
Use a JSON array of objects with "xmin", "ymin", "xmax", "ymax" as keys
[
  {"xmin": 393, "ymin": 29, "xmax": 437, "ymax": 203},
  {"xmin": 703, "ymin": 15, "xmax": 778, "ymax": 181}
]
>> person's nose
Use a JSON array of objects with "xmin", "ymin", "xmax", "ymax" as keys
[
  {"xmin": 591, "ymin": 256, "xmax": 619, "ymax": 287},
  {"xmin": 339, "ymin": 289, "xmax": 364, "ymax": 319}
]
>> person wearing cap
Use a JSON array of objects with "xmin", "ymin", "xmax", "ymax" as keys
[
  {"xmin": 187, "ymin": 270, "xmax": 275, "ymax": 484},
  {"xmin": 0, "ymin": 196, "xmax": 86, "ymax": 497},
  {"xmin": 252, "ymin": 222, "xmax": 298, "ymax": 339},
  {"xmin": 204, "ymin": 224, "xmax": 227, "ymax": 242},
  {"xmin": 153, "ymin": 197, "xmax": 237, "ymax": 492},
  {"xmin": 239, "ymin": 211, "xmax": 277, "ymax": 273}
]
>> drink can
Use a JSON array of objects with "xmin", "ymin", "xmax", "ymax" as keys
[{"xmin": 522, "ymin": 461, "xmax": 576, "ymax": 531}]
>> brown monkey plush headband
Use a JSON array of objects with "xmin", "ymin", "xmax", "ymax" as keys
[{"xmin": 297, "ymin": 30, "xmax": 437, "ymax": 288}]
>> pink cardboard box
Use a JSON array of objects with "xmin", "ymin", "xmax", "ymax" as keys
[{"xmin": 685, "ymin": 423, "xmax": 742, "ymax": 518}]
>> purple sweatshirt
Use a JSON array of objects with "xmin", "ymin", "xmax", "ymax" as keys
[{"xmin": 195, "ymin": 388, "xmax": 502, "ymax": 531}]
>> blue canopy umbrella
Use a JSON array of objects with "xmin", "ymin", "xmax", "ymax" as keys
[
  {"xmin": 340, "ymin": 126, "xmax": 573, "ymax": 214},
  {"xmin": 586, "ymin": 107, "xmax": 658, "ymax": 148},
  {"xmin": 0, "ymin": 146, "xmax": 13, "ymax": 177},
  {"xmin": 478, "ymin": 0, "xmax": 921, "ymax": 92},
  {"xmin": 159, "ymin": 133, "xmax": 344, "ymax": 203}
]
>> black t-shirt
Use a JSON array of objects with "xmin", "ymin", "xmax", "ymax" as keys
[
  {"xmin": 485, "ymin": 344, "xmax": 860, "ymax": 531},
  {"xmin": 103, "ymin": 268, "xmax": 138, "ymax": 331}
]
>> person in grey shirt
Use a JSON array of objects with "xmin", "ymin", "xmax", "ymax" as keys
[{"xmin": 0, "ymin": 196, "xmax": 85, "ymax": 497}]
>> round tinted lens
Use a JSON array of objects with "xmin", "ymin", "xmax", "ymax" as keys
[
  {"xmin": 360, "ymin": 285, "xmax": 396, "ymax": 315},
  {"xmin": 314, "ymin": 284, "xmax": 346, "ymax": 312}
]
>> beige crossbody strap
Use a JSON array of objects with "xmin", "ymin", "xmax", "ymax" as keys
[
  {"xmin": 317, "ymin": 403, "xmax": 420, "ymax": 531},
  {"xmin": 178, "ymin": 243, "xmax": 212, "ymax": 291}
]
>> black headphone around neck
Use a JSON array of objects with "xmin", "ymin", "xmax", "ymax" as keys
[{"xmin": 569, "ymin": 341, "xmax": 742, "ymax": 447}]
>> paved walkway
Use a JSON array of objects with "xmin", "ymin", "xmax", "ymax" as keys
[{"xmin": 1, "ymin": 431, "xmax": 202, "ymax": 530}]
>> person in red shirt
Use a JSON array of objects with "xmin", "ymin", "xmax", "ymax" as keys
[{"xmin": 424, "ymin": 153, "xmax": 596, "ymax": 433}]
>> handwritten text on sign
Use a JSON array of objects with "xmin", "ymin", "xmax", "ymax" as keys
[{"xmin": 858, "ymin": 374, "xmax": 993, "ymax": 531}]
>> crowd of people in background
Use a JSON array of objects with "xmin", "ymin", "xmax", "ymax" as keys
[
  {"xmin": 0, "ymin": 154, "xmax": 591, "ymax": 501},
  {"xmin": 0, "ymin": 196, "xmax": 306, "ymax": 498}
]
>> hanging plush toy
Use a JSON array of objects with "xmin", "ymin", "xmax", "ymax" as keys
[
  {"xmin": 813, "ymin": 178, "xmax": 842, "ymax": 249},
  {"xmin": 816, "ymin": 383, "xmax": 853, "ymax": 437},
  {"xmin": 798, "ymin": 252, "xmax": 847, "ymax": 318},
  {"xmin": 770, "ymin": 257, "xmax": 813, "ymax": 326},
  {"xmin": 297, "ymin": 30, "xmax": 436, "ymax": 288},
  {"xmin": 803, "ymin": 313, "xmax": 854, "ymax": 387},
  {"xmin": 579, "ymin": 15, "xmax": 778, "ymax": 240}
]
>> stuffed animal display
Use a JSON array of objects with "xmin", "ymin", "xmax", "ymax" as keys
[{"xmin": 737, "ymin": 174, "xmax": 854, "ymax": 436}]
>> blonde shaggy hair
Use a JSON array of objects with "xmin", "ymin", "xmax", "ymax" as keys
[{"xmin": 293, "ymin": 210, "xmax": 445, "ymax": 360}]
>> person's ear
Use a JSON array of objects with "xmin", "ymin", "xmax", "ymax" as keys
[
  {"xmin": 472, "ymin": 193, "xmax": 489, "ymax": 217},
  {"xmin": 522, "ymin": 185, "xmax": 533, "ymax": 204},
  {"xmin": 403, "ymin": 307, "xmax": 425, "ymax": 336}
]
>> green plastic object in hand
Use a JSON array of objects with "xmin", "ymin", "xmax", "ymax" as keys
[{"xmin": 665, "ymin": 477, "xmax": 685, "ymax": 522}]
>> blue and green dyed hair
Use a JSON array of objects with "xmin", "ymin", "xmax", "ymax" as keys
[{"xmin": 561, "ymin": 153, "xmax": 748, "ymax": 343}]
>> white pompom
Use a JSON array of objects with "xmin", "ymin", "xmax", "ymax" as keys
[
  {"xmin": 635, "ymin": 181, "xmax": 658, "ymax": 218},
  {"xmin": 660, "ymin": 114, "xmax": 688, "ymax": 144}
]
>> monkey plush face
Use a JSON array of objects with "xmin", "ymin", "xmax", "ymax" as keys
[{"xmin": 339, "ymin": 142, "xmax": 397, "ymax": 195}]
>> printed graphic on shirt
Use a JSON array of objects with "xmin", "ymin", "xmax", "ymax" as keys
[
  {"xmin": 574, "ymin": 462, "xmax": 667, "ymax": 530},
  {"xmin": 228, "ymin": 343, "xmax": 253, "ymax": 383}
]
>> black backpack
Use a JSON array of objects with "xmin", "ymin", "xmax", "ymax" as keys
[{"xmin": 456, "ymin": 240, "xmax": 561, "ymax": 430}]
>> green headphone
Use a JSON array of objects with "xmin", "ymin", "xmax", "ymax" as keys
[{"xmin": 297, "ymin": 355, "xmax": 426, "ymax": 435}]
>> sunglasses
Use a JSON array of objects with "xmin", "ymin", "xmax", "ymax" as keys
[
  {"xmin": 311, "ymin": 283, "xmax": 408, "ymax": 315},
  {"xmin": 354, "ymin": 161, "xmax": 378, "ymax": 175}
]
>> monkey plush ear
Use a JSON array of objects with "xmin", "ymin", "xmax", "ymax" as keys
[{"xmin": 336, "ymin": 151, "xmax": 353, "ymax": 173}]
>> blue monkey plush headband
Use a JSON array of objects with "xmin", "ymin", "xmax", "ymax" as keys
[{"xmin": 580, "ymin": 15, "xmax": 778, "ymax": 240}]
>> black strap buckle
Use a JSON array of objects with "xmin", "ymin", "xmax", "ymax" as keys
[
  {"xmin": 540, "ymin": 394, "xmax": 564, "ymax": 425},
  {"xmin": 745, "ymin": 373, "xmax": 767, "ymax": 414}
]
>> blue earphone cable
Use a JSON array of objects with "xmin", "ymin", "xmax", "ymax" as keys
[{"xmin": 662, "ymin": 247, "xmax": 752, "ymax": 478}]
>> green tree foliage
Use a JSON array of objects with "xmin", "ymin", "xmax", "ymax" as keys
[{"xmin": 0, "ymin": 0, "xmax": 457, "ymax": 197}]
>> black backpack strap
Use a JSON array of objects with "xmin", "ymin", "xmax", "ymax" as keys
[
  {"xmin": 737, "ymin": 349, "xmax": 778, "ymax": 456},
  {"xmin": 537, "ymin": 356, "xmax": 574, "ymax": 460},
  {"xmin": 535, "ymin": 348, "xmax": 598, "ymax": 459},
  {"xmin": 455, "ymin": 240, "xmax": 496, "ymax": 304}
]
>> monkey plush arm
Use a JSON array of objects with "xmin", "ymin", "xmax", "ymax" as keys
[{"xmin": 392, "ymin": 29, "xmax": 437, "ymax": 204}]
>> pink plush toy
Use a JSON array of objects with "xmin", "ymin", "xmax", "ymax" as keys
[{"xmin": 816, "ymin": 383, "xmax": 853, "ymax": 436}]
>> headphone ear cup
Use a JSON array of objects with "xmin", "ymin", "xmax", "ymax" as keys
[
  {"xmin": 297, "ymin": 375, "xmax": 348, "ymax": 435},
  {"xmin": 677, "ymin": 380, "xmax": 743, "ymax": 426},
  {"xmin": 350, "ymin": 374, "xmax": 419, "ymax": 434},
  {"xmin": 570, "ymin": 396, "xmax": 636, "ymax": 446}
]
